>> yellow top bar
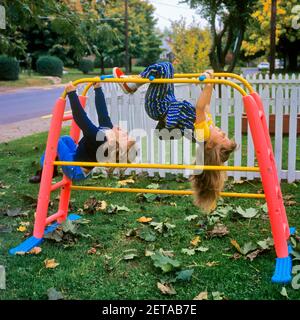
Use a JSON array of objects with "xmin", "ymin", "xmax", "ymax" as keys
[
  {"xmin": 61, "ymin": 77, "xmax": 247, "ymax": 98},
  {"xmin": 174, "ymin": 73, "xmax": 254, "ymax": 94},
  {"xmin": 54, "ymin": 161, "xmax": 260, "ymax": 172}
]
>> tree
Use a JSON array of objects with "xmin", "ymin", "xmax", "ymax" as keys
[
  {"xmin": 183, "ymin": 0, "xmax": 257, "ymax": 72},
  {"xmin": 168, "ymin": 18, "xmax": 211, "ymax": 72},
  {"xmin": 241, "ymin": 0, "xmax": 300, "ymax": 71},
  {"xmin": 101, "ymin": 0, "xmax": 162, "ymax": 70}
]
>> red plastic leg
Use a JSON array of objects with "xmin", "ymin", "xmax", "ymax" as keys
[
  {"xmin": 33, "ymin": 98, "xmax": 66, "ymax": 239},
  {"xmin": 243, "ymin": 95, "xmax": 289, "ymax": 258}
]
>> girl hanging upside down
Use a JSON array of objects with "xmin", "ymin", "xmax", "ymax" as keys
[
  {"xmin": 29, "ymin": 81, "xmax": 136, "ymax": 183},
  {"xmin": 113, "ymin": 62, "xmax": 237, "ymax": 212}
]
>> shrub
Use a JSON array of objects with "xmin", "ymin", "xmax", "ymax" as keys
[
  {"xmin": 0, "ymin": 56, "xmax": 20, "ymax": 81},
  {"xmin": 79, "ymin": 58, "xmax": 94, "ymax": 74},
  {"xmin": 36, "ymin": 55, "xmax": 64, "ymax": 77}
]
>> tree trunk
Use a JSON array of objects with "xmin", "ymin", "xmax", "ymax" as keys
[{"xmin": 100, "ymin": 55, "xmax": 105, "ymax": 75}]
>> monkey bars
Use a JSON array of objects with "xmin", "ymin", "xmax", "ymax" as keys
[{"xmin": 10, "ymin": 72, "xmax": 294, "ymax": 284}]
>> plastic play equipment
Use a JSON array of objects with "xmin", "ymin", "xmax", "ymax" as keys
[{"xmin": 10, "ymin": 73, "xmax": 295, "ymax": 284}]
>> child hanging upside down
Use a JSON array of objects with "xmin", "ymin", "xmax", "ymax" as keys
[
  {"xmin": 29, "ymin": 81, "xmax": 136, "ymax": 183},
  {"xmin": 113, "ymin": 62, "xmax": 237, "ymax": 212}
]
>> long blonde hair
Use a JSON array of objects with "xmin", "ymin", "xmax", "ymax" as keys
[
  {"xmin": 190, "ymin": 139, "xmax": 237, "ymax": 213},
  {"xmin": 103, "ymin": 139, "xmax": 138, "ymax": 175}
]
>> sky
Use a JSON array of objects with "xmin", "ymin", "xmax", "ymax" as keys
[{"xmin": 147, "ymin": 0, "xmax": 208, "ymax": 31}]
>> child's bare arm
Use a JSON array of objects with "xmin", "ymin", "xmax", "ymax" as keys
[{"xmin": 195, "ymin": 71, "xmax": 214, "ymax": 123}]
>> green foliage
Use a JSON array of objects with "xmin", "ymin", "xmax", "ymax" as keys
[
  {"xmin": 0, "ymin": 55, "xmax": 20, "ymax": 81},
  {"xmin": 36, "ymin": 55, "xmax": 63, "ymax": 77},
  {"xmin": 168, "ymin": 19, "xmax": 211, "ymax": 72},
  {"xmin": 78, "ymin": 59, "xmax": 94, "ymax": 74},
  {"xmin": 183, "ymin": 0, "xmax": 258, "ymax": 71}
]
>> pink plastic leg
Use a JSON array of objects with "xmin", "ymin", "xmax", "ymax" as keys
[{"xmin": 33, "ymin": 98, "xmax": 66, "ymax": 239}]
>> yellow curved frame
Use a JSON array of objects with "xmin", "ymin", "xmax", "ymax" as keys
[
  {"xmin": 61, "ymin": 76, "xmax": 248, "ymax": 99},
  {"xmin": 55, "ymin": 72, "xmax": 264, "ymax": 199}
]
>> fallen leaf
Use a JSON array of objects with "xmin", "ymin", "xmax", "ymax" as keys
[
  {"xmin": 107, "ymin": 204, "xmax": 130, "ymax": 214},
  {"xmin": 212, "ymin": 291, "xmax": 225, "ymax": 300},
  {"xmin": 145, "ymin": 249, "xmax": 155, "ymax": 257},
  {"xmin": 87, "ymin": 248, "xmax": 97, "ymax": 255},
  {"xmin": 157, "ymin": 282, "xmax": 176, "ymax": 295},
  {"xmin": 246, "ymin": 249, "xmax": 261, "ymax": 261},
  {"xmin": 194, "ymin": 291, "xmax": 208, "ymax": 300},
  {"xmin": 138, "ymin": 228, "xmax": 157, "ymax": 242},
  {"xmin": 0, "ymin": 266, "xmax": 5, "ymax": 290},
  {"xmin": 44, "ymin": 259, "xmax": 59, "ymax": 269},
  {"xmin": 6, "ymin": 208, "xmax": 28, "ymax": 217},
  {"xmin": 190, "ymin": 236, "xmax": 201, "ymax": 247},
  {"xmin": 280, "ymin": 287, "xmax": 289, "ymax": 299},
  {"xmin": 206, "ymin": 261, "xmax": 219, "ymax": 267},
  {"xmin": 28, "ymin": 247, "xmax": 42, "ymax": 255},
  {"xmin": 123, "ymin": 249, "xmax": 138, "ymax": 260},
  {"xmin": 125, "ymin": 228, "xmax": 138, "ymax": 237},
  {"xmin": 236, "ymin": 206, "xmax": 258, "ymax": 219},
  {"xmin": 95, "ymin": 200, "xmax": 107, "ymax": 211},
  {"xmin": 231, "ymin": 253, "xmax": 242, "ymax": 260},
  {"xmin": 47, "ymin": 287, "xmax": 64, "ymax": 300},
  {"xmin": 158, "ymin": 249, "xmax": 174, "ymax": 257},
  {"xmin": 176, "ymin": 269, "xmax": 194, "ymax": 281},
  {"xmin": 17, "ymin": 226, "xmax": 27, "ymax": 232},
  {"xmin": 184, "ymin": 215, "xmax": 199, "ymax": 221},
  {"xmin": 207, "ymin": 223, "xmax": 229, "ymax": 238},
  {"xmin": 137, "ymin": 216, "xmax": 153, "ymax": 223},
  {"xmin": 257, "ymin": 237, "xmax": 274, "ymax": 250},
  {"xmin": 230, "ymin": 239, "xmax": 242, "ymax": 254},
  {"xmin": 181, "ymin": 248, "xmax": 195, "ymax": 256},
  {"xmin": 151, "ymin": 251, "xmax": 181, "ymax": 273},
  {"xmin": 118, "ymin": 179, "xmax": 135, "ymax": 186},
  {"xmin": 240, "ymin": 242, "xmax": 258, "ymax": 255},
  {"xmin": 195, "ymin": 246, "xmax": 209, "ymax": 253},
  {"xmin": 291, "ymin": 266, "xmax": 300, "ymax": 290}
]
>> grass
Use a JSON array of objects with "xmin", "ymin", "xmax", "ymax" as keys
[
  {"xmin": 0, "ymin": 67, "xmax": 147, "ymax": 89},
  {"xmin": 0, "ymin": 130, "xmax": 299, "ymax": 300},
  {"xmin": 0, "ymin": 72, "xmax": 53, "ymax": 88}
]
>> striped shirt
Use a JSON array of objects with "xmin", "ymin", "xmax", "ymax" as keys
[{"xmin": 141, "ymin": 62, "xmax": 196, "ymax": 132}]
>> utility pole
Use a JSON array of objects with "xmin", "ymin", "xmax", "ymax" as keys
[
  {"xmin": 270, "ymin": 0, "xmax": 277, "ymax": 76},
  {"xmin": 124, "ymin": 0, "xmax": 129, "ymax": 73}
]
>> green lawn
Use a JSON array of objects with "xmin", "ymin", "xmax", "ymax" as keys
[
  {"xmin": 0, "ymin": 67, "xmax": 147, "ymax": 89},
  {"xmin": 0, "ymin": 131, "xmax": 299, "ymax": 300}
]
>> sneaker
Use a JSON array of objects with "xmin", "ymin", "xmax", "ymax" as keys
[
  {"xmin": 113, "ymin": 67, "xmax": 138, "ymax": 94},
  {"xmin": 29, "ymin": 167, "xmax": 59, "ymax": 184}
]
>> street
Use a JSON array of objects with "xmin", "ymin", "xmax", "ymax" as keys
[{"xmin": 0, "ymin": 86, "xmax": 70, "ymax": 125}]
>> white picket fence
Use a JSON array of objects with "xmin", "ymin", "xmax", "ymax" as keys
[{"xmin": 81, "ymin": 73, "xmax": 300, "ymax": 182}]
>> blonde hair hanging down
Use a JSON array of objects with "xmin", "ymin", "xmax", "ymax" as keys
[{"xmin": 190, "ymin": 139, "xmax": 237, "ymax": 213}]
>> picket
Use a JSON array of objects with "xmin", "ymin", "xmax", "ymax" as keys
[{"xmin": 86, "ymin": 74, "xmax": 300, "ymax": 182}]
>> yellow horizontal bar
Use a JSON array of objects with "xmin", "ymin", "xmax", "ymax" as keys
[
  {"xmin": 41, "ymin": 110, "xmax": 71, "ymax": 120},
  {"xmin": 54, "ymin": 161, "xmax": 260, "ymax": 172},
  {"xmin": 174, "ymin": 73, "xmax": 254, "ymax": 94},
  {"xmin": 61, "ymin": 77, "xmax": 247, "ymax": 98},
  {"xmin": 70, "ymin": 185, "xmax": 265, "ymax": 199}
]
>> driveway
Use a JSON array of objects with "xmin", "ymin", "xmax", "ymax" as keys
[
  {"xmin": 0, "ymin": 86, "xmax": 70, "ymax": 125},
  {"xmin": 0, "ymin": 86, "xmax": 71, "ymax": 143}
]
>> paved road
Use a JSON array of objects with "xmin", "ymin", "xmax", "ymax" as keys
[{"xmin": 0, "ymin": 86, "xmax": 71, "ymax": 125}]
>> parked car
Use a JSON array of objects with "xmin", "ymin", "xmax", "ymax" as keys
[
  {"xmin": 275, "ymin": 59, "xmax": 284, "ymax": 69},
  {"xmin": 257, "ymin": 62, "xmax": 270, "ymax": 71}
]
